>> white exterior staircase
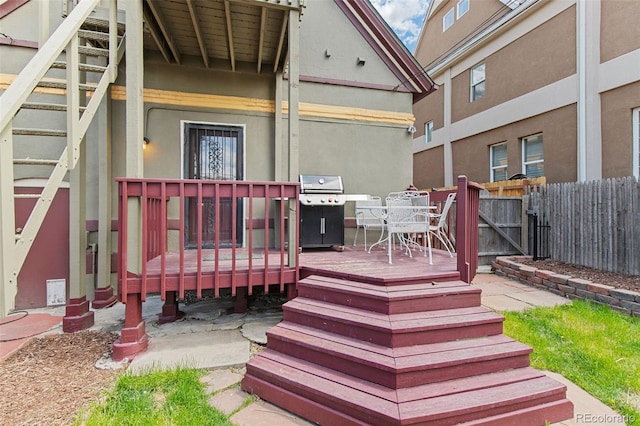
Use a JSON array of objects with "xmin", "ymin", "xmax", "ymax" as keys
[{"xmin": 0, "ymin": 0, "xmax": 124, "ymax": 316}]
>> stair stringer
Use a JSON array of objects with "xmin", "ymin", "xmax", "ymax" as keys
[{"xmin": 0, "ymin": 0, "xmax": 123, "ymax": 317}]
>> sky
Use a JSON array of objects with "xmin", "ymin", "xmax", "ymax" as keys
[{"xmin": 370, "ymin": 0, "xmax": 430, "ymax": 53}]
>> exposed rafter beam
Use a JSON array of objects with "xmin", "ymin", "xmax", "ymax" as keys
[
  {"xmin": 186, "ymin": 0, "xmax": 209, "ymax": 68},
  {"xmin": 231, "ymin": 0, "xmax": 304, "ymax": 11},
  {"xmin": 224, "ymin": 0, "xmax": 236, "ymax": 71},
  {"xmin": 143, "ymin": 7, "xmax": 171, "ymax": 63},
  {"xmin": 145, "ymin": 0, "xmax": 181, "ymax": 64},
  {"xmin": 273, "ymin": 11, "xmax": 288, "ymax": 72},
  {"xmin": 257, "ymin": 7, "xmax": 267, "ymax": 73}
]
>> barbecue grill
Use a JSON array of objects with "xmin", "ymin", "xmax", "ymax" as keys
[{"xmin": 299, "ymin": 175, "xmax": 346, "ymax": 248}]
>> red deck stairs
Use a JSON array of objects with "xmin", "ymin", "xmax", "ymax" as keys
[{"xmin": 242, "ymin": 275, "xmax": 573, "ymax": 425}]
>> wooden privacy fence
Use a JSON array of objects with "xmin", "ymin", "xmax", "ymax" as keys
[{"xmin": 526, "ymin": 177, "xmax": 640, "ymax": 275}]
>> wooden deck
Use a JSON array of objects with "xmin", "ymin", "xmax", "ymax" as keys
[{"xmin": 300, "ymin": 244, "xmax": 459, "ymax": 285}]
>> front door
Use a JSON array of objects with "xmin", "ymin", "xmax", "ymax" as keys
[{"xmin": 184, "ymin": 122, "xmax": 244, "ymax": 248}]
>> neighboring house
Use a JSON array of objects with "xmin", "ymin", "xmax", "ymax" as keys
[
  {"xmin": 411, "ymin": 0, "xmax": 640, "ymax": 189},
  {"xmin": 0, "ymin": 0, "xmax": 434, "ymax": 333}
]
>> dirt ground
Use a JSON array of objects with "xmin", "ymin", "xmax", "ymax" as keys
[
  {"xmin": 0, "ymin": 331, "xmax": 120, "ymax": 426},
  {"xmin": 519, "ymin": 259, "xmax": 640, "ymax": 293},
  {"xmin": 1, "ymin": 262, "xmax": 638, "ymax": 425}
]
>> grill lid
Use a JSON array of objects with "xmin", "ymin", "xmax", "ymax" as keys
[{"xmin": 299, "ymin": 175, "xmax": 344, "ymax": 194}]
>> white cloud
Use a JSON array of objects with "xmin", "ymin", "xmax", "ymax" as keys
[{"xmin": 370, "ymin": 0, "xmax": 429, "ymax": 52}]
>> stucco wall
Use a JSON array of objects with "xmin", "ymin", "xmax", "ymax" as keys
[
  {"xmin": 451, "ymin": 105, "xmax": 577, "ymax": 184},
  {"xmin": 451, "ymin": 6, "xmax": 576, "ymax": 123},
  {"xmin": 601, "ymin": 0, "xmax": 640, "ymax": 63},
  {"xmin": 415, "ymin": 0, "xmax": 504, "ymax": 69},
  {"xmin": 413, "ymin": 145, "xmax": 445, "ymax": 189},
  {"xmin": 413, "ymin": 84, "xmax": 444, "ymax": 138},
  {"xmin": 601, "ymin": 82, "xmax": 640, "ymax": 178}
]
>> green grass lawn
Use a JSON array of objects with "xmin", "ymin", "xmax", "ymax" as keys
[
  {"xmin": 502, "ymin": 300, "xmax": 640, "ymax": 426},
  {"xmin": 76, "ymin": 367, "xmax": 235, "ymax": 426}
]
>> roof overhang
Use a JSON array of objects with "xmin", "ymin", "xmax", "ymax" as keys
[{"xmin": 334, "ymin": 0, "xmax": 437, "ymax": 102}]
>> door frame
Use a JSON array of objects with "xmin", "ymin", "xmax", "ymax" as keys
[{"xmin": 180, "ymin": 120, "xmax": 247, "ymax": 247}]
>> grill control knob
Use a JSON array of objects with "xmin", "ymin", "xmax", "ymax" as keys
[
  {"xmin": 328, "ymin": 197, "xmax": 333, "ymax": 203},
  {"xmin": 321, "ymin": 198, "xmax": 326, "ymax": 203},
  {"xmin": 306, "ymin": 198, "xmax": 311, "ymax": 203}
]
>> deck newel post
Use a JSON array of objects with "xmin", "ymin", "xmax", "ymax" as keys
[
  {"xmin": 456, "ymin": 176, "xmax": 470, "ymax": 283},
  {"xmin": 112, "ymin": 292, "xmax": 148, "ymax": 361},
  {"xmin": 158, "ymin": 291, "xmax": 184, "ymax": 324},
  {"xmin": 234, "ymin": 287, "xmax": 248, "ymax": 313}
]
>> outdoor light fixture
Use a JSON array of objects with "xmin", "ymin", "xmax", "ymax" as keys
[{"xmin": 143, "ymin": 137, "xmax": 150, "ymax": 149}]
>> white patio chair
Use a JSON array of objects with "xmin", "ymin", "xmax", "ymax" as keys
[
  {"xmin": 353, "ymin": 197, "xmax": 385, "ymax": 251},
  {"xmin": 385, "ymin": 196, "xmax": 431, "ymax": 264},
  {"xmin": 428, "ymin": 192, "xmax": 456, "ymax": 257}
]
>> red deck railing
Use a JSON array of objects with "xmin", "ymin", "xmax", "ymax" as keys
[
  {"xmin": 455, "ymin": 176, "xmax": 483, "ymax": 283},
  {"xmin": 116, "ymin": 179, "xmax": 300, "ymax": 302}
]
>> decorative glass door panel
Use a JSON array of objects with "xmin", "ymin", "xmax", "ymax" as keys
[{"xmin": 184, "ymin": 123, "xmax": 244, "ymax": 248}]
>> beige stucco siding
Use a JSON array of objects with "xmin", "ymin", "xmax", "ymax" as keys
[
  {"xmin": 601, "ymin": 82, "xmax": 640, "ymax": 178},
  {"xmin": 601, "ymin": 0, "xmax": 640, "ymax": 63},
  {"xmin": 413, "ymin": 85, "xmax": 444, "ymax": 138},
  {"xmin": 298, "ymin": 119, "xmax": 413, "ymax": 198},
  {"xmin": 416, "ymin": 0, "xmax": 504, "ymax": 69},
  {"xmin": 451, "ymin": 105, "xmax": 577, "ymax": 183},
  {"xmin": 300, "ymin": 0, "xmax": 403, "ymax": 91},
  {"xmin": 413, "ymin": 145, "xmax": 445, "ymax": 189},
  {"xmin": 451, "ymin": 6, "xmax": 576, "ymax": 123}
]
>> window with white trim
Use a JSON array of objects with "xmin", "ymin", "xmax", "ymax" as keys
[
  {"xmin": 457, "ymin": 0, "xmax": 469, "ymax": 18},
  {"xmin": 490, "ymin": 143, "xmax": 508, "ymax": 182},
  {"xmin": 522, "ymin": 133, "xmax": 544, "ymax": 178},
  {"xmin": 633, "ymin": 107, "xmax": 639, "ymax": 179},
  {"xmin": 443, "ymin": 8, "xmax": 454, "ymax": 31},
  {"xmin": 470, "ymin": 63, "xmax": 485, "ymax": 101},
  {"xmin": 425, "ymin": 121, "xmax": 434, "ymax": 143}
]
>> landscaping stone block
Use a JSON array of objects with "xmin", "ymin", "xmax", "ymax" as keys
[
  {"xmin": 518, "ymin": 266, "xmax": 537, "ymax": 277},
  {"xmin": 529, "ymin": 276, "xmax": 543, "ymax": 285},
  {"xmin": 620, "ymin": 300, "xmax": 640, "ymax": 313},
  {"xmin": 549, "ymin": 274, "xmax": 571, "ymax": 285},
  {"xmin": 567, "ymin": 278, "xmax": 590, "ymax": 290},
  {"xmin": 576, "ymin": 289, "xmax": 595, "ymax": 300},
  {"xmin": 534, "ymin": 270, "xmax": 556, "ymax": 280},
  {"xmin": 586, "ymin": 283, "xmax": 614, "ymax": 295},
  {"xmin": 609, "ymin": 289, "xmax": 639, "ymax": 302},
  {"xmin": 542, "ymin": 279, "xmax": 558, "ymax": 290},
  {"xmin": 502, "ymin": 266, "xmax": 517, "ymax": 276},
  {"xmin": 594, "ymin": 294, "xmax": 620, "ymax": 306},
  {"xmin": 557, "ymin": 284, "xmax": 576, "ymax": 295}
]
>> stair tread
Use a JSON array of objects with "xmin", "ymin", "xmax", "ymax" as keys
[
  {"xmin": 271, "ymin": 321, "xmax": 530, "ymax": 371},
  {"xmin": 51, "ymin": 61, "xmax": 107, "ymax": 73},
  {"xmin": 13, "ymin": 128, "xmax": 66, "ymax": 136},
  {"xmin": 246, "ymin": 351, "xmax": 567, "ymax": 423},
  {"xmin": 285, "ymin": 298, "xmax": 503, "ymax": 331},
  {"xmin": 300, "ymin": 275, "xmax": 480, "ymax": 299},
  {"xmin": 21, "ymin": 102, "xmax": 87, "ymax": 112}
]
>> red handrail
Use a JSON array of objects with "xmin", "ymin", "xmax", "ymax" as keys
[{"xmin": 117, "ymin": 179, "xmax": 300, "ymax": 302}]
